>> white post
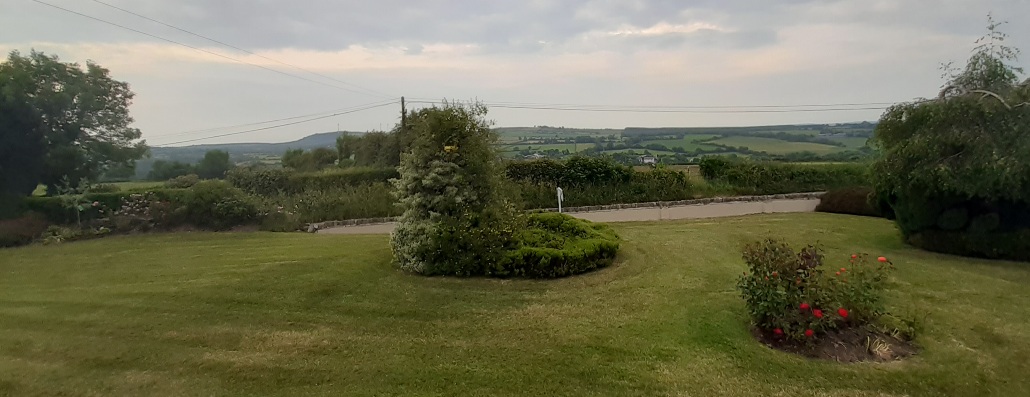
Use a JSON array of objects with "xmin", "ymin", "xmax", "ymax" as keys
[{"xmin": 557, "ymin": 187, "xmax": 564, "ymax": 213}]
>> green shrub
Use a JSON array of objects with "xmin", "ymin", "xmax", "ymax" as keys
[
  {"xmin": 228, "ymin": 167, "xmax": 398, "ymax": 196},
  {"xmin": 39, "ymin": 225, "xmax": 111, "ymax": 245},
  {"xmin": 179, "ymin": 181, "xmax": 257, "ymax": 230},
  {"xmin": 391, "ymin": 103, "xmax": 521, "ymax": 276},
  {"xmin": 226, "ymin": 168, "xmax": 291, "ymax": 196},
  {"xmin": 700, "ymin": 158, "xmax": 869, "ymax": 195},
  {"xmin": 498, "ymin": 213, "xmax": 620, "ymax": 278},
  {"xmin": 738, "ymin": 239, "xmax": 894, "ymax": 341},
  {"xmin": 254, "ymin": 183, "xmax": 398, "ymax": 224},
  {"xmin": 815, "ymin": 187, "xmax": 883, "ymax": 217},
  {"xmin": 0, "ymin": 213, "xmax": 49, "ymax": 248},
  {"xmin": 515, "ymin": 166, "xmax": 695, "ymax": 209},
  {"xmin": 505, "ymin": 156, "xmax": 633, "ymax": 186},
  {"xmin": 165, "ymin": 174, "xmax": 200, "ymax": 189}
]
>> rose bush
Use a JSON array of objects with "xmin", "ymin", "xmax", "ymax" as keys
[{"xmin": 737, "ymin": 239, "xmax": 894, "ymax": 341}]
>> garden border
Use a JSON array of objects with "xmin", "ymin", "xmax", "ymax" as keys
[{"xmin": 305, "ymin": 192, "xmax": 825, "ymax": 232}]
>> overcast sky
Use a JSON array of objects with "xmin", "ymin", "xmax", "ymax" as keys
[{"xmin": 2, "ymin": 0, "xmax": 1027, "ymax": 146}]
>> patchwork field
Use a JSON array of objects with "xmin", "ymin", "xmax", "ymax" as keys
[
  {"xmin": 3, "ymin": 214, "xmax": 1027, "ymax": 396},
  {"xmin": 707, "ymin": 136, "xmax": 847, "ymax": 155}
]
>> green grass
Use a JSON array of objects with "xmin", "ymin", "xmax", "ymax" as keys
[
  {"xmin": 2, "ymin": 214, "xmax": 1030, "ymax": 396},
  {"xmin": 826, "ymin": 136, "xmax": 871, "ymax": 149},
  {"xmin": 498, "ymin": 143, "xmax": 592, "ymax": 153},
  {"xmin": 645, "ymin": 135, "xmax": 721, "ymax": 151},
  {"xmin": 708, "ymin": 136, "xmax": 846, "ymax": 155}
]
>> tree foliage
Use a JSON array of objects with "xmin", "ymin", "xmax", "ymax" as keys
[
  {"xmin": 196, "ymin": 150, "xmax": 232, "ymax": 179},
  {"xmin": 282, "ymin": 148, "xmax": 338, "ymax": 172},
  {"xmin": 390, "ymin": 102, "xmax": 520, "ymax": 275},
  {"xmin": 0, "ymin": 51, "xmax": 148, "ymax": 195},
  {"xmin": 871, "ymin": 17, "xmax": 1030, "ymax": 260}
]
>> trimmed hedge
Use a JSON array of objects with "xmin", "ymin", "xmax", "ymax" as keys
[
  {"xmin": 815, "ymin": 186, "xmax": 883, "ymax": 218},
  {"xmin": 228, "ymin": 167, "xmax": 399, "ymax": 196},
  {"xmin": 505, "ymin": 157, "xmax": 633, "ymax": 186},
  {"xmin": 500, "ymin": 212, "xmax": 620, "ymax": 278},
  {"xmin": 699, "ymin": 157, "xmax": 870, "ymax": 195}
]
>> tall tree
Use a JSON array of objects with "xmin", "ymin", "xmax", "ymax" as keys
[
  {"xmin": 196, "ymin": 150, "xmax": 232, "ymax": 179},
  {"xmin": 0, "ymin": 78, "xmax": 44, "ymax": 215},
  {"xmin": 0, "ymin": 51, "xmax": 147, "ymax": 195}
]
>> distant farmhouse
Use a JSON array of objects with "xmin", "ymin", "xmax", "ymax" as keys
[{"xmin": 639, "ymin": 155, "xmax": 658, "ymax": 165}]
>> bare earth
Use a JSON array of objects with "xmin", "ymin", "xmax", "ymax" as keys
[{"xmin": 317, "ymin": 198, "xmax": 820, "ymax": 235}]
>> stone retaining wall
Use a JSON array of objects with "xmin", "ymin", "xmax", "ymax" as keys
[{"xmin": 306, "ymin": 192, "xmax": 825, "ymax": 232}]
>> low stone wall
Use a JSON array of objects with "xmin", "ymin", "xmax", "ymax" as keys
[{"xmin": 306, "ymin": 192, "xmax": 825, "ymax": 232}]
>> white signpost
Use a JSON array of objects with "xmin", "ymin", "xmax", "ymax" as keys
[{"xmin": 557, "ymin": 187, "xmax": 564, "ymax": 213}]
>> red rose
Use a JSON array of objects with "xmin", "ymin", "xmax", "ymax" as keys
[
  {"xmin": 840, "ymin": 267, "xmax": 846, "ymax": 272},
  {"xmin": 805, "ymin": 329, "xmax": 814, "ymax": 337},
  {"xmin": 772, "ymin": 271, "xmax": 778, "ymax": 277},
  {"xmin": 813, "ymin": 309, "xmax": 823, "ymax": 318},
  {"xmin": 878, "ymin": 256, "xmax": 888, "ymax": 263},
  {"xmin": 851, "ymin": 254, "xmax": 857, "ymax": 259},
  {"xmin": 773, "ymin": 328, "xmax": 783, "ymax": 336},
  {"xmin": 835, "ymin": 271, "xmax": 841, "ymax": 276},
  {"xmin": 838, "ymin": 308, "xmax": 849, "ymax": 318},
  {"xmin": 800, "ymin": 303, "xmax": 810, "ymax": 311}
]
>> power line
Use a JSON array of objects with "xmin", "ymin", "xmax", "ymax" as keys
[
  {"xmin": 407, "ymin": 98, "xmax": 898, "ymax": 110},
  {"xmin": 407, "ymin": 100, "xmax": 888, "ymax": 113},
  {"xmin": 30, "ymin": 0, "xmax": 392, "ymax": 98},
  {"xmin": 152, "ymin": 100, "xmax": 397, "ymax": 146},
  {"xmin": 147, "ymin": 99, "xmax": 398, "ymax": 139},
  {"xmin": 87, "ymin": 0, "xmax": 393, "ymax": 99}
]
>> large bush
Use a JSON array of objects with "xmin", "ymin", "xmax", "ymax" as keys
[
  {"xmin": 738, "ymin": 239, "xmax": 894, "ymax": 341},
  {"xmin": 700, "ymin": 157, "xmax": 869, "ymax": 195},
  {"xmin": 871, "ymin": 21, "xmax": 1030, "ymax": 261},
  {"xmin": 391, "ymin": 103, "xmax": 521, "ymax": 276}
]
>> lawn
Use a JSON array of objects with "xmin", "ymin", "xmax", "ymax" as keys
[
  {"xmin": 2, "ymin": 214, "xmax": 1029, "ymax": 396},
  {"xmin": 708, "ymin": 136, "xmax": 846, "ymax": 155}
]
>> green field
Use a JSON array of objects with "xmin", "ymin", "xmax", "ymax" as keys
[
  {"xmin": 826, "ymin": 136, "xmax": 871, "ymax": 149},
  {"xmin": 498, "ymin": 143, "xmax": 592, "ymax": 153},
  {"xmin": 644, "ymin": 134, "xmax": 721, "ymax": 151},
  {"xmin": 493, "ymin": 127, "xmax": 617, "ymax": 143},
  {"xmin": 708, "ymin": 136, "xmax": 846, "ymax": 155},
  {"xmin": 3, "ymin": 214, "xmax": 1029, "ymax": 396}
]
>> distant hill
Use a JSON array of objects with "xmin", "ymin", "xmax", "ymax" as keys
[{"xmin": 149, "ymin": 131, "xmax": 363, "ymax": 163}]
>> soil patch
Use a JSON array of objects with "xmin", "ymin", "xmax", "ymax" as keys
[{"xmin": 752, "ymin": 327, "xmax": 917, "ymax": 363}]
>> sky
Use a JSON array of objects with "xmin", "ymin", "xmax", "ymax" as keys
[{"xmin": 1, "ymin": 0, "xmax": 1028, "ymax": 146}]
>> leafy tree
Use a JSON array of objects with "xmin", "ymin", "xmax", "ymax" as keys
[
  {"xmin": 147, "ymin": 160, "xmax": 195, "ymax": 181},
  {"xmin": 195, "ymin": 150, "xmax": 232, "ymax": 179},
  {"xmin": 281, "ymin": 148, "xmax": 338, "ymax": 172},
  {"xmin": 391, "ymin": 102, "xmax": 520, "ymax": 275},
  {"xmin": 872, "ymin": 17, "xmax": 1030, "ymax": 260},
  {"xmin": 0, "ymin": 79, "xmax": 44, "ymax": 215},
  {"xmin": 0, "ymin": 51, "xmax": 147, "ymax": 195}
]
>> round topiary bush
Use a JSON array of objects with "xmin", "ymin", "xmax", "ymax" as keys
[{"xmin": 499, "ymin": 213, "xmax": 620, "ymax": 278}]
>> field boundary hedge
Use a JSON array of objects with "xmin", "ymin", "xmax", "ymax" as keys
[{"xmin": 306, "ymin": 192, "xmax": 825, "ymax": 231}]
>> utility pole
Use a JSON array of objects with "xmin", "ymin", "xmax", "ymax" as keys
[{"xmin": 400, "ymin": 96, "xmax": 406, "ymax": 130}]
